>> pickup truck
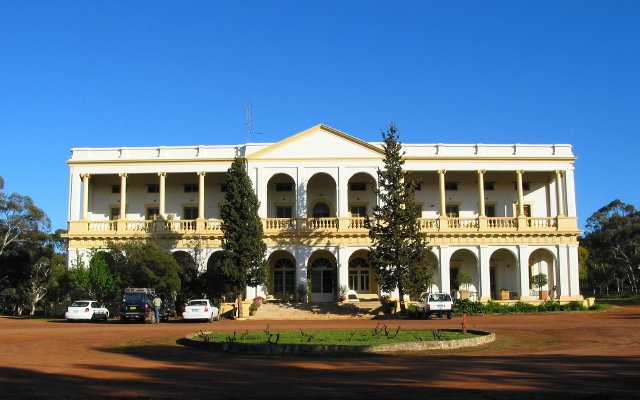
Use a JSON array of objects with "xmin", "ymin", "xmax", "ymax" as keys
[{"xmin": 419, "ymin": 292, "xmax": 454, "ymax": 319}]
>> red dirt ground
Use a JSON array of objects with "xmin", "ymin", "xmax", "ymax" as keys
[{"xmin": 1, "ymin": 305, "xmax": 639, "ymax": 399}]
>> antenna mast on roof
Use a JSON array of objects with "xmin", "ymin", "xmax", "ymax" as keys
[{"xmin": 245, "ymin": 99, "xmax": 262, "ymax": 143}]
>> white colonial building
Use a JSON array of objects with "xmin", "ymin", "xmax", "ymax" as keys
[{"xmin": 65, "ymin": 124, "xmax": 583, "ymax": 303}]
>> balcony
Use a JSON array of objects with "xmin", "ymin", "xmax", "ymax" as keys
[{"xmin": 67, "ymin": 216, "xmax": 574, "ymax": 237}]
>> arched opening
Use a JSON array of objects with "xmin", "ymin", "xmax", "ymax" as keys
[
  {"xmin": 425, "ymin": 251, "xmax": 440, "ymax": 293},
  {"xmin": 308, "ymin": 251, "xmax": 337, "ymax": 302},
  {"xmin": 312, "ymin": 202, "xmax": 330, "ymax": 218},
  {"xmin": 489, "ymin": 249, "xmax": 519, "ymax": 300},
  {"xmin": 347, "ymin": 172, "xmax": 377, "ymax": 218},
  {"xmin": 529, "ymin": 248, "xmax": 557, "ymax": 299},
  {"xmin": 266, "ymin": 173, "xmax": 296, "ymax": 218},
  {"xmin": 306, "ymin": 173, "xmax": 336, "ymax": 218},
  {"xmin": 267, "ymin": 251, "xmax": 296, "ymax": 300},
  {"xmin": 449, "ymin": 249, "xmax": 479, "ymax": 300}
]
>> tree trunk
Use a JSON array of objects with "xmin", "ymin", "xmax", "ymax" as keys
[
  {"xmin": 236, "ymin": 291, "xmax": 244, "ymax": 318},
  {"xmin": 398, "ymin": 286, "xmax": 406, "ymax": 315}
]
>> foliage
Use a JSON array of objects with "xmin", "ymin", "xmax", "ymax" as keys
[
  {"xmin": 581, "ymin": 200, "xmax": 640, "ymax": 295},
  {"xmin": 0, "ymin": 177, "xmax": 51, "ymax": 257},
  {"xmin": 530, "ymin": 273, "xmax": 548, "ymax": 290},
  {"xmin": 68, "ymin": 251, "xmax": 121, "ymax": 303},
  {"xmin": 219, "ymin": 156, "xmax": 268, "ymax": 317},
  {"xmin": 0, "ymin": 177, "xmax": 61, "ymax": 315},
  {"xmin": 453, "ymin": 299, "xmax": 587, "ymax": 315},
  {"xmin": 455, "ymin": 271, "xmax": 473, "ymax": 291},
  {"xmin": 366, "ymin": 124, "xmax": 433, "ymax": 314},
  {"xmin": 104, "ymin": 239, "xmax": 180, "ymax": 294}
]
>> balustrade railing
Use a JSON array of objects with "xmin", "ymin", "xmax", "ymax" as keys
[
  {"xmin": 74, "ymin": 215, "xmax": 565, "ymax": 235},
  {"xmin": 88, "ymin": 221, "xmax": 116, "ymax": 232},
  {"xmin": 447, "ymin": 218, "xmax": 479, "ymax": 229},
  {"xmin": 487, "ymin": 217, "xmax": 518, "ymax": 229},
  {"xmin": 527, "ymin": 217, "xmax": 556, "ymax": 229}
]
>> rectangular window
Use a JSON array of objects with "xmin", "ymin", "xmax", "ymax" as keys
[
  {"xmin": 484, "ymin": 182, "xmax": 495, "ymax": 191},
  {"xmin": 445, "ymin": 182, "xmax": 458, "ymax": 191},
  {"xmin": 276, "ymin": 206, "xmax": 292, "ymax": 218},
  {"xmin": 110, "ymin": 207, "xmax": 120, "ymax": 220},
  {"xmin": 445, "ymin": 205, "xmax": 459, "ymax": 218},
  {"xmin": 183, "ymin": 207, "xmax": 198, "ymax": 220},
  {"xmin": 146, "ymin": 207, "xmax": 160, "ymax": 220},
  {"xmin": 147, "ymin": 184, "xmax": 159, "ymax": 193},
  {"xmin": 485, "ymin": 204, "xmax": 496, "ymax": 217},
  {"xmin": 350, "ymin": 182, "xmax": 367, "ymax": 191},
  {"xmin": 184, "ymin": 184, "xmax": 198, "ymax": 193},
  {"xmin": 350, "ymin": 205, "xmax": 367, "ymax": 217},
  {"xmin": 275, "ymin": 182, "xmax": 293, "ymax": 192},
  {"xmin": 513, "ymin": 182, "xmax": 531, "ymax": 191},
  {"xmin": 524, "ymin": 204, "xmax": 531, "ymax": 217},
  {"xmin": 111, "ymin": 185, "xmax": 121, "ymax": 194}
]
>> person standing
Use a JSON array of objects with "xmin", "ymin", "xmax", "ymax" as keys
[{"xmin": 152, "ymin": 295, "xmax": 162, "ymax": 324}]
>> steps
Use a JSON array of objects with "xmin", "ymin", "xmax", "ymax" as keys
[{"xmin": 250, "ymin": 301, "xmax": 384, "ymax": 320}]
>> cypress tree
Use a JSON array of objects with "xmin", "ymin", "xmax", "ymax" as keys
[
  {"xmin": 367, "ymin": 124, "xmax": 433, "ymax": 314},
  {"xmin": 220, "ymin": 156, "xmax": 268, "ymax": 317}
]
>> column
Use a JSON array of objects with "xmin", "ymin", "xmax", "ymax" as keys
[
  {"xmin": 295, "ymin": 247, "xmax": 308, "ymax": 301},
  {"xmin": 477, "ymin": 170, "xmax": 486, "ymax": 216},
  {"xmin": 197, "ymin": 171, "xmax": 206, "ymax": 219},
  {"xmin": 478, "ymin": 246, "xmax": 491, "ymax": 302},
  {"xmin": 81, "ymin": 174, "xmax": 90, "ymax": 220},
  {"xmin": 438, "ymin": 246, "xmax": 451, "ymax": 294},
  {"xmin": 255, "ymin": 167, "xmax": 267, "ymax": 218},
  {"xmin": 517, "ymin": 245, "xmax": 531, "ymax": 300},
  {"xmin": 69, "ymin": 169, "xmax": 82, "ymax": 222},
  {"xmin": 119, "ymin": 173, "xmax": 127, "ymax": 220},
  {"xmin": 338, "ymin": 167, "xmax": 349, "ymax": 229},
  {"xmin": 516, "ymin": 170, "xmax": 524, "ymax": 217},
  {"xmin": 337, "ymin": 246, "xmax": 349, "ymax": 291},
  {"xmin": 555, "ymin": 170, "xmax": 565, "ymax": 216},
  {"xmin": 565, "ymin": 168, "xmax": 577, "ymax": 217},
  {"xmin": 567, "ymin": 244, "xmax": 580, "ymax": 297},
  {"xmin": 438, "ymin": 170, "xmax": 446, "ymax": 217},
  {"xmin": 158, "ymin": 172, "xmax": 166, "ymax": 216},
  {"xmin": 557, "ymin": 245, "xmax": 570, "ymax": 299}
]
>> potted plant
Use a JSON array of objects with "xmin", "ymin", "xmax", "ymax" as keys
[
  {"xmin": 456, "ymin": 271, "xmax": 473, "ymax": 299},
  {"xmin": 248, "ymin": 303, "xmax": 258, "ymax": 316},
  {"xmin": 339, "ymin": 285, "xmax": 348, "ymax": 302},
  {"xmin": 531, "ymin": 273, "xmax": 549, "ymax": 300},
  {"xmin": 297, "ymin": 283, "xmax": 308, "ymax": 303}
]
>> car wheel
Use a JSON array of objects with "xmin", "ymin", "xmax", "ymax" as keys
[
  {"xmin": 447, "ymin": 312, "xmax": 453, "ymax": 319},
  {"xmin": 122, "ymin": 317, "xmax": 129, "ymax": 323},
  {"xmin": 208, "ymin": 313, "xmax": 214, "ymax": 323},
  {"xmin": 90, "ymin": 313, "xmax": 96, "ymax": 322}
]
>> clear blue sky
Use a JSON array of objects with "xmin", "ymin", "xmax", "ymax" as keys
[{"xmin": 1, "ymin": 1, "xmax": 638, "ymax": 232}]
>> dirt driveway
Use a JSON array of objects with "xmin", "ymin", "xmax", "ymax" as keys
[{"xmin": 1, "ymin": 305, "xmax": 639, "ymax": 399}]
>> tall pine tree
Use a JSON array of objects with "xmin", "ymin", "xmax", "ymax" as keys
[
  {"xmin": 367, "ymin": 124, "xmax": 433, "ymax": 314},
  {"xmin": 220, "ymin": 156, "xmax": 268, "ymax": 317}
]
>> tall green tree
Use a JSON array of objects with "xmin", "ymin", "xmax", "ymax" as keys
[
  {"xmin": 366, "ymin": 124, "xmax": 433, "ymax": 314},
  {"xmin": 581, "ymin": 200, "xmax": 640, "ymax": 295},
  {"xmin": 68, "ymin": 251, "xmax": 122, "ymax": 303},
  {"xmin": 219, "ymin": 156, "xmax": 268, "ymax": 317},
  {"xmin": 105, "ymin": 239, "xmax": 181, "ymax": 295}
]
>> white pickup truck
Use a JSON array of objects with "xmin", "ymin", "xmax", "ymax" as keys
[{"xmin": 419, "ymin": 292, "xmax": 454, "ymax": 319}]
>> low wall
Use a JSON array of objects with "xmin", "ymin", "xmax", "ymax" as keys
[{"xmin": 182, "ymin": 329, "xmax": 495, "ymax": 354}]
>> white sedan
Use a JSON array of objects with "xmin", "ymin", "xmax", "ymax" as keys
[
  {"xmin": 182, "ymin": 299, "xmax": 219, "ymax": 322},
  {"xmin": 65, "ymin": 300, "xmax": 110, "ymax": 322}
]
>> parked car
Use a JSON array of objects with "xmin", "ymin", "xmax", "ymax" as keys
[
  {"xmin": 419, "ymin": 292, "xmax": 454, "ymax": 319},
  {"xmin": 157, "ymin": 293, "xmax": 177, "ymax": 322},
  {"xmin": 65, "ymin": 300, "xmax": 109, "ymax": 322},
  {"xmin": 182, "ymin": 299, "xmax": 219, "ymax": 322},
  {"xmin": 119, "ymin": 288, "xmax": 156, "ymax": 323}
]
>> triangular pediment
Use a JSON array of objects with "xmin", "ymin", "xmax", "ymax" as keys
[{"xmin": 247, "ymin": 124, "xmax": 384, "ymax": 160}]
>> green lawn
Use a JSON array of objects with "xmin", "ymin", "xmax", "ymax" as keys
[{"xmin": 192, "ymin": 327, "xmax": 479, "ymax": 346}]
